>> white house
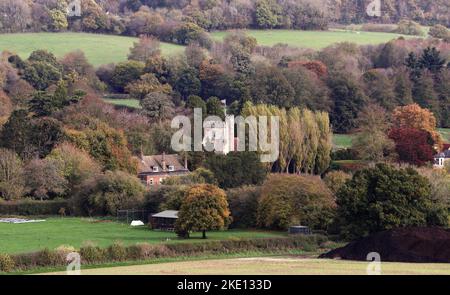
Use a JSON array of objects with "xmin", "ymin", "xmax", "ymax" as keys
[{"xmin": 433, "ymin": 145, "xmax": 450, "ymax": 168}]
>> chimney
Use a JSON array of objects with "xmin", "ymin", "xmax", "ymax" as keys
[{"xmin": 162, "ymin": 152, "xmax": 167, "ymax": 171}]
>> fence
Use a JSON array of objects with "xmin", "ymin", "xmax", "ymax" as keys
[{"xmin": 116, "ymin": 209, "xmax": 151, "ymax": 224}]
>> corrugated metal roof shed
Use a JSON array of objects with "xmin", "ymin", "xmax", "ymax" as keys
[{"xmin": 152, "ymin": 210, "xmax": 179, "ymax": 219}]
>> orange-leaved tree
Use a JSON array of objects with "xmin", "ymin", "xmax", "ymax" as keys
[{"xmin": 175, "ymin": 184, "xmax": 231, "ymax": 239}]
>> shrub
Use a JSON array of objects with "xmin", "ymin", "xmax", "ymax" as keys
[
  {"xmin": 0, "ymin": 254, "xmax": 14, "ymax": 272},
  {"xmin": 79, "ymin": 242, "xmax": 106, "ymax": 264},
  {"xmin": 107, "ymin": 242, "xmax": 127, "ymax": 261},
  {"xmin": 5, "ymin": 235, "xmax": 327, "ymax": 272}
]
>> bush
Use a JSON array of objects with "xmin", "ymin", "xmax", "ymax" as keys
[
  {"xmin": 79, "ymin": 242, "xmax": 106, "ymax": 264},
  {"xmin": 0, "ymin": 254, "xmax": 14, "ymax": 272},
  {"xmin": 0, "ymin": 199, "xmax": 69, "ymax": 215},
  {"xmin": 107, "ymin": 242, "xmax": 127, "ymax": 261}
]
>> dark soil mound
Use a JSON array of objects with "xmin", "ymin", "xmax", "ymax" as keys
[{"xmin": 320, "ymin": 227, "xmax": 450, "ymax": 263}]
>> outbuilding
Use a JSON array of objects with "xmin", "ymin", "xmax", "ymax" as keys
[{"xmin": 150, "ymin": 210, "xmax": 179, "ymax": 231}]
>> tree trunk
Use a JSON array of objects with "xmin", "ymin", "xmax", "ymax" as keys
[{"xmin": 202, "ymin": 230, "xmax": 207, "ymax": 239}]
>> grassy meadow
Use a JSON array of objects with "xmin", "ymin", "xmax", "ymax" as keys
[
  {"xmin": 0, "ymin": 217, "xmax": 286, "ymax": 254},
  {"xmin": 0, "ymin": 33, "xmax": 184, "ymax": 66},
  {"xmin": 211, "ymin": 29, "xmax": 413, "ymax": 49},
  {"xmin": 103, "ymin": 98, "xmax": 141, "ymax": 109},
  {"xmin": 43, "ymin": 257, "xmax": 450, "ymax": 275}
]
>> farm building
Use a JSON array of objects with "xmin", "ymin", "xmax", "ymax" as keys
[
  {"xmin": 137, "ymin": 153, "xmax": 189, "ymax": 187},
  {"xmin": 150, "ymin": 210, "xmax": 179, "ymax": 230},
  {"xmin": 434, "ymin": 144, "xmax": 450, "ymax": 168}
]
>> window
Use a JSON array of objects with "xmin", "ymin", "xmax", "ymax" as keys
[
  {"xmin": 148, "ymin": 178, "xmax": 154, "ymax": 186},
  {"xmin": 153, "ymin": 166, "xmax": 159, "ymax": 172},
  {"xmin": 160, "ymin": 177, "xmax": 165, "ymax": 184},
  {"xmin": 168, "ymin": 165, "xmax": 175, "ymax": 171}
]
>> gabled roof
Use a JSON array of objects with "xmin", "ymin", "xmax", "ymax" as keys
[
  {"xmin": 152, "ymin": 210, "xmax": 178, "ymax": 219},
  {"xmin": 434, "ymin": 149, "xmax": 450, "ymax": 159},
  {"xmin": 137, "ymin": 154, "xmax": 188, "ymax": 174}
]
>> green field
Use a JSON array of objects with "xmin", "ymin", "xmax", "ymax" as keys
[
  {"xmin": 103, "ymin": 98, "xmax": 141, "ymax": 109},
  {"xmin": 332, "ymin": 129, "xmax": 450, "ymax": 150},
  {"xmin": 0, "ymin": 33, "xmax": 184, "ymax": 67},
  {"xmin": 211, "ymin": 29, "xmax": 413, "ymax": 49},
  {"xmin": 332, "ymin": 134, "xmax": 355, "ymax": 150},
  {"xmin": 43, "ymin": 257, "xmax": 450, "ymax": 275},
  {"xmin": 0, "ymin": 217, "xmax": 285, "ymax": 254},
  {"xmin": 439, "ymin": 128, "xmax": 450, "ymax": 142}
]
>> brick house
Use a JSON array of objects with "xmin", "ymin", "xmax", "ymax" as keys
[{"xmin": 137, "ymin": 153, "xmax": 189, "ymax": 187}]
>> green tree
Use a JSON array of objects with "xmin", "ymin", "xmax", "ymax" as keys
[
  {"xmin": 206, "ymin": 96, "xmax": 225, "ymax": 118},
  {"xmin": 255, "ymin": 0, "xmax": 281, "ymax": 29},
  {"xmin": 205, "ymin": 152, "xmax": 267, "ymax": 189},
  {"xmin": 186, "ymin": 95, "xmax": 206, "ymax": 114},
  {"xmin": 174, "ymin": 67, "xmax": 201, "ymax": 99},
  {"xmin": 110, "ymin": 60, "xmax": 144, "ymax": 92},
  {"xmin": 328, "ymin": 74, "xmax": 367, "ymax": 133},
  {"xmin": 175, "ymin": 184, "xmax": 231, "ymax": 239},
  {"xmin": 336, "ymin": 164, "xmax": 448, "ymax": 239},
  {"xmin": 140, "ymin": 92, "xmax": 175, "ymax": 123}
]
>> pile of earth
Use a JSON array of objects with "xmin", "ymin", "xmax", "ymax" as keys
[{"xmin": 320, "ymin": 227, "xmax": 450, "ymax": 263}]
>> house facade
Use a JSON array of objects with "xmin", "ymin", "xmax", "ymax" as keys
[
  {"xmin": 433, "ymin": 144, "xmax": 450, "ymax": 169},
  {"xmin": 137, "ymin": 153, "xmax": 189, "ymax": 187}
]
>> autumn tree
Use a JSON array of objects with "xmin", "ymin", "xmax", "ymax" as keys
[
  {"xmin": 0, "ymin": 148, "xmax": 24, "ymax": 200},
  {"xmin": 388, "ymin": 128, "xmax": 435, "ymax": 166},
  {"xmin": 0, "ymin": 91, "xmax": 12, "ymax": 125},
  {"xmin": 352, "ymin": 104, "xmax": 395, "ymax": 162},
  {"xmin": 257, "ymin": 174, "xmax": 335, "ymax": 230},
  {"xmin": 125, "ymin": 73, "xmax": 172, "ymax": 100},
  {"xmin": 323, "ymin": 170, "xmax": 351, "ymax": 196},
  {"xmin": 24, "ymin": 158, "xmax": 68, "ymax": 200},
  {"xmin": 392, "ymin": 104, "xmax": 443, "ymax": 148},
  {"xmin": 175, "ymin": 184, "xmax": 231, "ymax": 239},
  {"xmin": 128, "ymin": 36, "xmax": 161, "ymax": 62},
  {"xmin": 46, "ymin": 142, "xmax": 101, "ymax": 193}
]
